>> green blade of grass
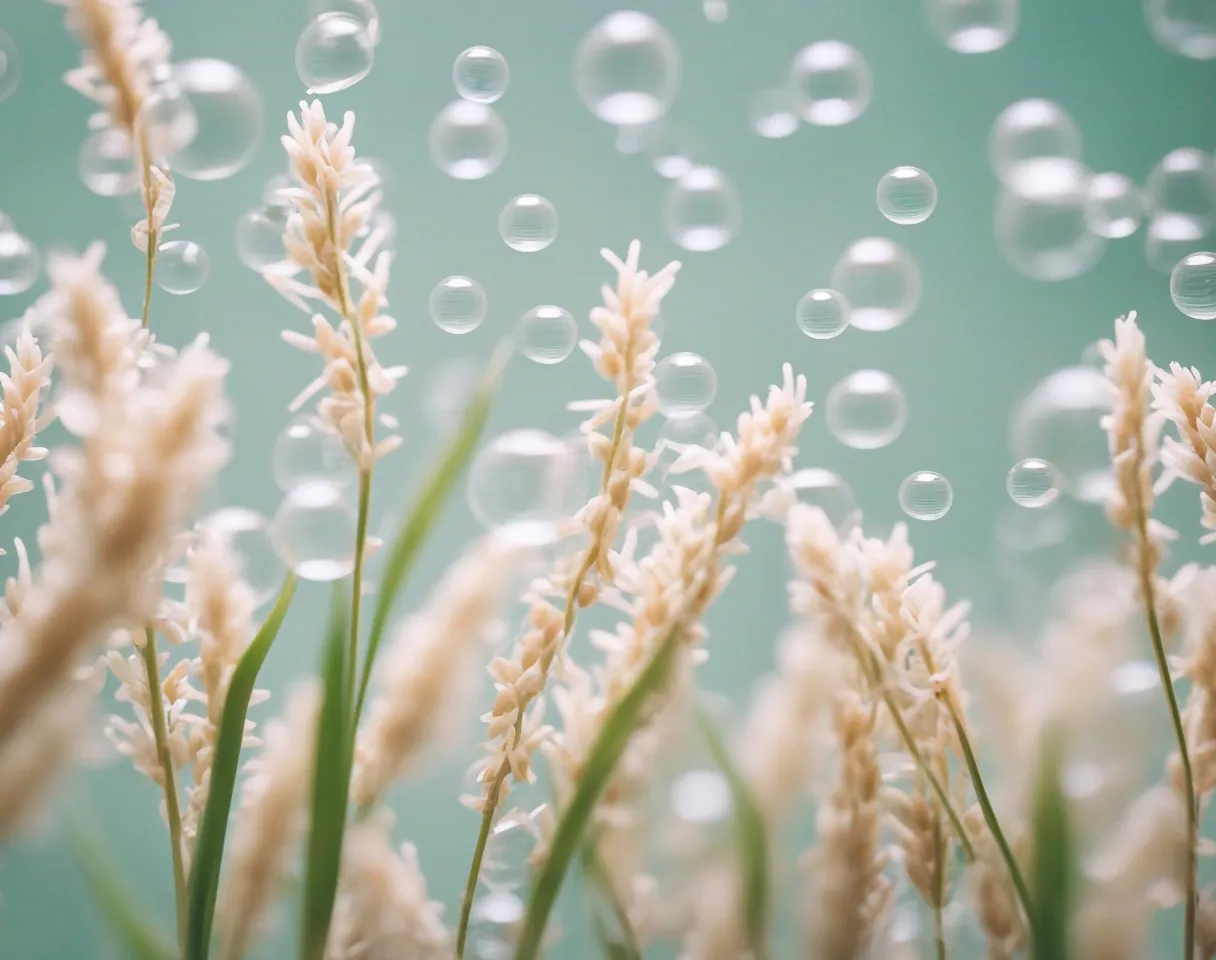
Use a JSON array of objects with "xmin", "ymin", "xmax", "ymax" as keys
[
  {"xmin": 68, "ymin": 810, "xmax": 175, "ymax": 960},
  {"xmin": 696, "ymin": 704, "xmax": 770, "ymax": 959},
  {"xmin": 353, "ymin": 340, "xmax": 511, "ymax": 726},
  {"xmin": 299, "ymin": 588, "xmax": 352, "ymax": 960},
  {"xmin": 184, "ymin": 575, "xmax": 297, "ymax": 960},
  {"xmin": 513, "ymin": 628, "xmax": 681, "ymax": 960},
  {"xmin": 1030, "ymin": 724, "xmax": 1074, "ymax": 960}
]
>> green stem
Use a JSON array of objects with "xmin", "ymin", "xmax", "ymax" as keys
[
  {"xmin": 140, "ymin": 629, "xmax": 187, "ymax": 953},
  {"xmin": 455, "ymin": 769, "xmax": 505, "ymax": 959},
  {"xmin": 945, "ymin": 699, "xmax": 1035, "ymax": 934},
  {"xmin": 347, "ymin": 467, "xmax": 372, "ymax": 715},
  {"xmin": 933, "ymin": 814, "xmax": 947, "ymax": 960}
]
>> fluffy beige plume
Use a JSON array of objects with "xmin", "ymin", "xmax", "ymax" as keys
[
  {"xmin": 1154, "ymin": 360, "xmax": 1216, "ymax": 544},
  {"xmin": 327, "ymin": 814, "xmax": 450, "ymax": 960},
  {"xmin": 0, "ymin": 247, "xmax": 229, "ymax": 827},
  {"xmin": 0, "ymin": 326, "xmax": 53, "ymax": 519},
  {"xmin": 352, "ymin": 535, "xmax": 519, "ymax": 808},
  {"xmin": 804, "ymin": 692, "xmax": 892, "ymax": 959},
  {"xmin": 272, "ymin": 100, "xmax": 403, "ymax": 469},
  {"xmin": 964, "ymin": 804, "xmax": 1027, "ymax": 960},
  {"xmin": 467, "ymin": 241, "xmax": 679, "ymax": 811},
  {"xmin": 217, "ymin": 683, "xmax": 319, "ymax": 960}
]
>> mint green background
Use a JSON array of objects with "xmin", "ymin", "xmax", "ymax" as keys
[{"xmin": 1, "ymin": 0, "xmax": 1215, "ymax": 957}]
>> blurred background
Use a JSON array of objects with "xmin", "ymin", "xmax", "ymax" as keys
[{"xmin": 0, "ymin": 0, "xmax": 1214, "ymax": 956}]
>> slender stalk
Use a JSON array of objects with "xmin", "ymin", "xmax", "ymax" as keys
[
  {"xmin": 943, "ymin": 698, "xmax": 1034, "ymax": 933},
  {"xmin": 1138, "ymin": 560, "xmax": 1197, "ymax": 960},
  {"xmin": 140, "ymin": 628, "xmax": 187, "ymax": 952},
  {"xmin": 137, "ymin": 128, "xmax": 157, "ymax": 331},
  {"xmin": 932, "ymin": 813, "xmax": 947, "ymax": 960},
  {"xmin": 141, "ymin": 241, "xmax": 157, "ymax": 331},
  {"xmin": 455, "ymin": 772, "xmax": 505, "ymax": 958}
]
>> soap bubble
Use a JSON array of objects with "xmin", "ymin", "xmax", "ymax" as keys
[
  {"xmin": 574, "ymin": 11, "xmax": 681, "ymax": 126},
  {"xmin": 430, "ymin": 276, "xmax": 487, "ymax": 335},
  {"xmin": 169, "ymin": 59, "xmax": 263, "ymax": 182},
  {"xmin": 995, "ymin": 159, "xmax": 1105, "ymax": 281},
  {"xmin": 0, "ymin": 233, "xmax": 41, "ymax": 296},
  {"xmin": 270, "ymin": 481, "xmax": 357, "ymax": 582},
  {"xmin": 428, "ymin": 100, "xmax": 507, "ymax": 181},
  {"xmin": 926, "ymin": 0, "xmax": 1019, "ymax": 53},
  {"xmin": 830, "ymin": 238, "xmax": 921, "ymax": 332},
  {"xmin": 156, "ymin": 240, "xmax": 209, "ymax": 295},
  {"xmin": 307, "ymin": 0, "xmax": 381, "ymax": 45},
  {"xmin": 454, "ymin": 46, "xmax": 509, "ymax": 103},
  {"xmin": 788, "ymin": 41, "xmax": 872, "ymax": 127},
  {"xmin": 796, "ymin": 289, "xmax": 851, "ymax": 339},
  {"xmin": 517, "ymin": 306, "xmax": 577, "ymax": 364},
  {"xmin": 898, "ymin": 471, "xmax": 954, "ymax": 521},
  {"xmin": 656, "ymin": 352, "xmax": 717, "ymax": 418},
  {"xmin": 989, "ymin": 99, "xmax": 1082, "ymax": 185},
  {"xmin": 750, "ymin": 89, "xmax": 799, "ymax": 139},
  {"xmin": 499, "ymin": 195, "xmax": 558, "ymax": 252},
  {"xmin": 1085, "ymin": 172, "xmax": 1144, "ymax": 239},
  {"xmin": 1006, "ymin": 458, "xmax": 1061, "ymax": 508},
  {"xmin": 78, "ymin": 129, "xmax": 139, "ymax": 197},
  {"xmin": 295, "ymin": 12, "xmax": 375, "ymax": 95},
  {"xmin": 664, "ymin": 166, "xmax": 741, "ymax": 253},
  {"xmin": 1171, "ymin": 251, "xmax": 1216, "ymax": 319},
  {"xmin": 235, "ymin": 206, "xmax": 296, "ymax": 276},
  {"xmin": 825, "ymin": 370, "xmax": 907, "ymax": 449},
  {"xmin": 876, "ymin": 166, "xmax": 938, "ymax": 225},
  {"xmin": 1144, "ymin": 0, "xmax": 1216, "ymax": 59},
  {"xmin": 467, "ymin": 429, "xmax": 586, "ymax": 538}
]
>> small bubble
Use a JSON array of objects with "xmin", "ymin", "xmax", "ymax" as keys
[
  {"xmin": 79, "ymin": 129, "xmax": 140, "ymax": 198},
  {"xmin": 137, "ymin": 78, "xmax": 200, "ymax": 160},
  {"xmin": 825, "ymin": 370, "xmax": 907, "ymax": 450},
  {"xmin": 468, "ymin": 890, "xmax": 524, "ymax": 960},
  {"xmin": 750, "ymin": 89, "xmax": 799, "ymax": 139},
  {"xmin": 782, "ymin": 467, "xmax": 859, "ymax": 530},
  {"xmin": 657, "ymin": 413, "xmax": 718, "ymax": 476},
  {"xmin": 498, "ymin": 195, "xmax": 558, "ymax": 252},
  {"xmin": 156, "ymin": 240, "xmax": 210, "ymax": 295},
  {"xmin": 270, "ymin": 481, "xmax": 357, "ymax": 582},
  {"xmin": 1085, "ymin": 172, "xmax": 1144, "ymax": 239},
  {"xmin": 664, "ymin": 166, "xmax": 741, "ymax": 253},
  {"xmin": 877, "ymin": 166, "xmax": 938, "ymax": 225},
  {"xmin": 1145, "ymin": 212, "xmax": 1209, "ymax": 274},
  {"xmin": 645, "ymin": 124, "xmax": 697, "ymax": 180},
  {"xmin": 1145, "ymin": 0, "xmax": 1216, "ymax": 60},
  {"xmin": 201, "ymin": 507, "xmax": 283, "ymax": 606},
  {"xmin": 1171, "ymin": 251, "xmax": 1216, "ymax": 319},
  {"xmin": 1146, "ymin": 147, "xmax": 1216, "ymax": 232},
  {"xmin": 787, "ymin": 41, "xmax": 872, "ymax": 127},
  {"xmin": 430, "ymin": 276, "xmax": 488, "ymax": 335},
  {"xmin": 483, "ymin": 805, "xmax": 544, "ymax": 893},
  {"xmin": 517, "ymin": 305, "xmax": 577, "ymax": 364},
  {"xmin": 574, "ymin": 11, "xmax": 681, "ymax": 126},
  {"xmin": 796, "ymin": 288, "xmax": 851, "ymax": 339},
  {"xmin": 995, "ymin": 159, "xmax": 1105, "ymax": 282},
  {"xmin": 428, "ymin": 100, "xmax": 508, "ymax": 181},
  {"xmin": 989, "ymin": 99, "xmax": 1082, "ymax": 185},
  {"xmin": 926, "ymin": 0, "xmax": 1019, "ymax": 53},
  {"xmin": 703, "ymin": 0, "xmax": 729, "ymax": 23},
  {"xmin": 830, "ymin": 238, "xmax": 920, "ymax": 332},
  {"xmin": 0, "ymin": 232, "xmax": 40, "ymax": 296},
  {"xmin": 1005, "ymin": 457, "xmax": 1061, "ymax": 508},
  {"xmin": 295, "ymin": 12, "xmax": 375, "ymax": 95},
  {"xmin": 467, "ymin": 429, "xmax": 587, "ymax": 535},
  {"xmin": 454, "ymin": 46, "xmax": 509, "ymax": 104},
  {"xmin": 273, "ymin": 413, "xmax": 351, "ymax": 493},
  {"xmin": 170, "ymin": 59, "xmax": 263, "ymax": 182},
  {"xmin": 235, "ymin": 206, "xmax": 296, "ymax": 276},
  {"xmin": 0, "ymin": 30, "xmax": 21, "ymax": 101},
  {"xmin": 656, "ymin": 352, "xmax": 717, "ymax": 418},
  {"xmin": 898, "ymin": 471, "xmax": 954, "ymax": 521},
  {"xmin": 307, "ymin": 0, "xmax": 381, "ymax": 45}
]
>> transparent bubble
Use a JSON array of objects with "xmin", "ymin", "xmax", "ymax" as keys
[
  {"xmin": 796, "ymin": 288, "xmax": 851, "ymax": 339},
  {"xmin": 426, "ymin": 356, "xmax": 481, "ymax": 436},
  {"xmin": 1085, "ymin": 172, "xmax": 1144, "ymax": 239},
  {"xmin": 0, "ymin": 30, "xmax": 20, "ymax": 101},
  {"xmin": 273, "ymin": 413, "xmax": 352, "ymax": 493},
  {"xmin": 877, "ymin": 166, "xmax": 938, "ymax": 225},
  {"xmin": 829, "ymin": 237, "xmax": 921, "ymax": 332},
  {"xmin": 995, "ymin": 159, "xmax": 1105, "ymax": 281},
  {"xmin": 1011, "ymin": 366, "xmax": 1113, "ymax": 504},
  {"xmin": 574, "ymin": 11, "xmax": 681, "ymax": 126},
  {"xmin": 656, "ymin": 353, "xmax": 717, "ymax": 418},
  {"xmin": 1145, "ymin": 0, "xmax": 1216, "ymax": 59},
  {"xmin": 483, "ymin": 805, "xmax": 544, "ymax": 893},
  {"xmin": 1146, "ymin": 147, "xmax": 1216, "ymax": 231},
  {"xmin": 201, "ymin": 507, "xmax": 283, "ymax": 606},
  {"xmin": 156, "ymin": 240, "xmax": 209, "ymax": 295},
  {"xmin": 428, "ymin": 101, "xmax": 508, "ymax": 181},
  {"xmin": 467, "ymin": 430, "xmax": 586, "ymax": 535},
  {"xmin": 926, "ymin": 0, "xmax": 1019, "ymax": 53},
  {"xmin": 787, "ymin": 41, "xmax": 872, "ymax": 127},
  {"xmin": 454, "ymin": 46, "xmax": 509, "ymax": 104},
  {"xmin": 308, "ymin": 0, "xmax": 381, "ymax": 45},
  {"xmin": 262, "ymin": 173, "xmax": 291, "ymax": 210},
  {"xmin": 704, "ymin": 0, "xmax": 729, "ymax": 22},
  {"xmin": 270, "ymin": 481, "xmax": 357, "ymax": 582},
  {"xmin": 0, "ymin": 233, "xmax": 41, "ymax": 296},
  {"xmin": 898, "ymin": 471, "xmax": 953, "ymax": 521},
  {"xmin": 169, "ymin": 59, "xmax": 263, "ymax": 182},
  {"xmin": 1145, "ymin": 212, "xmax": 1210, "ymax": 274},
  {"xmin": 657, "ymin": 413, "xmax": 718, "ymax": 476},
  {"xmin": 664, "ymin": 166, "xmax": 741, "ymax": 253},
  {"xmin": 781, "ymin": 467, "xmax": 858, "ymax": 530},
  {"xmin": 1172, "ymin": 251, "xmax": 1216, "ymax": 319},
  {"xmin": 467, "ymin": 890, "xmax": 523, "ymax": 960},
  {"xmin": 988, "ymin": 99, "xmax": 1082, "ymax": 185},
  {"xmin": 750, "ymin": 89, "xmax": 799, "ymax": 139},
  {"xmin": 670, "ymin": 769, "xmax": 731, "ymax": 824},
  {"xmin": 825, "ymin": 370, "xmax": 907, "ymax": 450},
  {"xmin": 1006, "ymin": 457, "xmax": 1062, "ymax": 508},
  {"xmin": 235, "ymin": 206, "xmax": 296, "ymax": 276},
  {"xmin": 78, "ymin": 128, "xmax": 139, "ymax": 197},
  {"xmin": 137, "ymin": 78, "xmax": 200, "ymax": 160},
  {"xmin": 498, "ymin": 195, "xmax": 558, "ymax": 253},
  {"xmin": 645, "ymin": 125, "xmax": 697, "ymax": 180},
  {"xmin": 429, "ymin": 276, "xmax": 487, "ymax": 335},
  {"xmin": 295, "ymin": 12, "xmax": 375, "ymax": 95},
  {"xmin": 517, "ymin": 305, "xmax": 577, "ymax": 364}
]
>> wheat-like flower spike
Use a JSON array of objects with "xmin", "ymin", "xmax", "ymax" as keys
[
  {"xmin": 0, "ymin": 326, "xmax": 53, "ymax": 520},
  {"xmin": 1154, "ymin": 360, "xmax": 1216, "ymax": 544}
]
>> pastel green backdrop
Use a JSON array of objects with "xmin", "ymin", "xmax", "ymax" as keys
[{"xmin": 0, "ymin": 0, "xmax": 1214, "ymax": 957}]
